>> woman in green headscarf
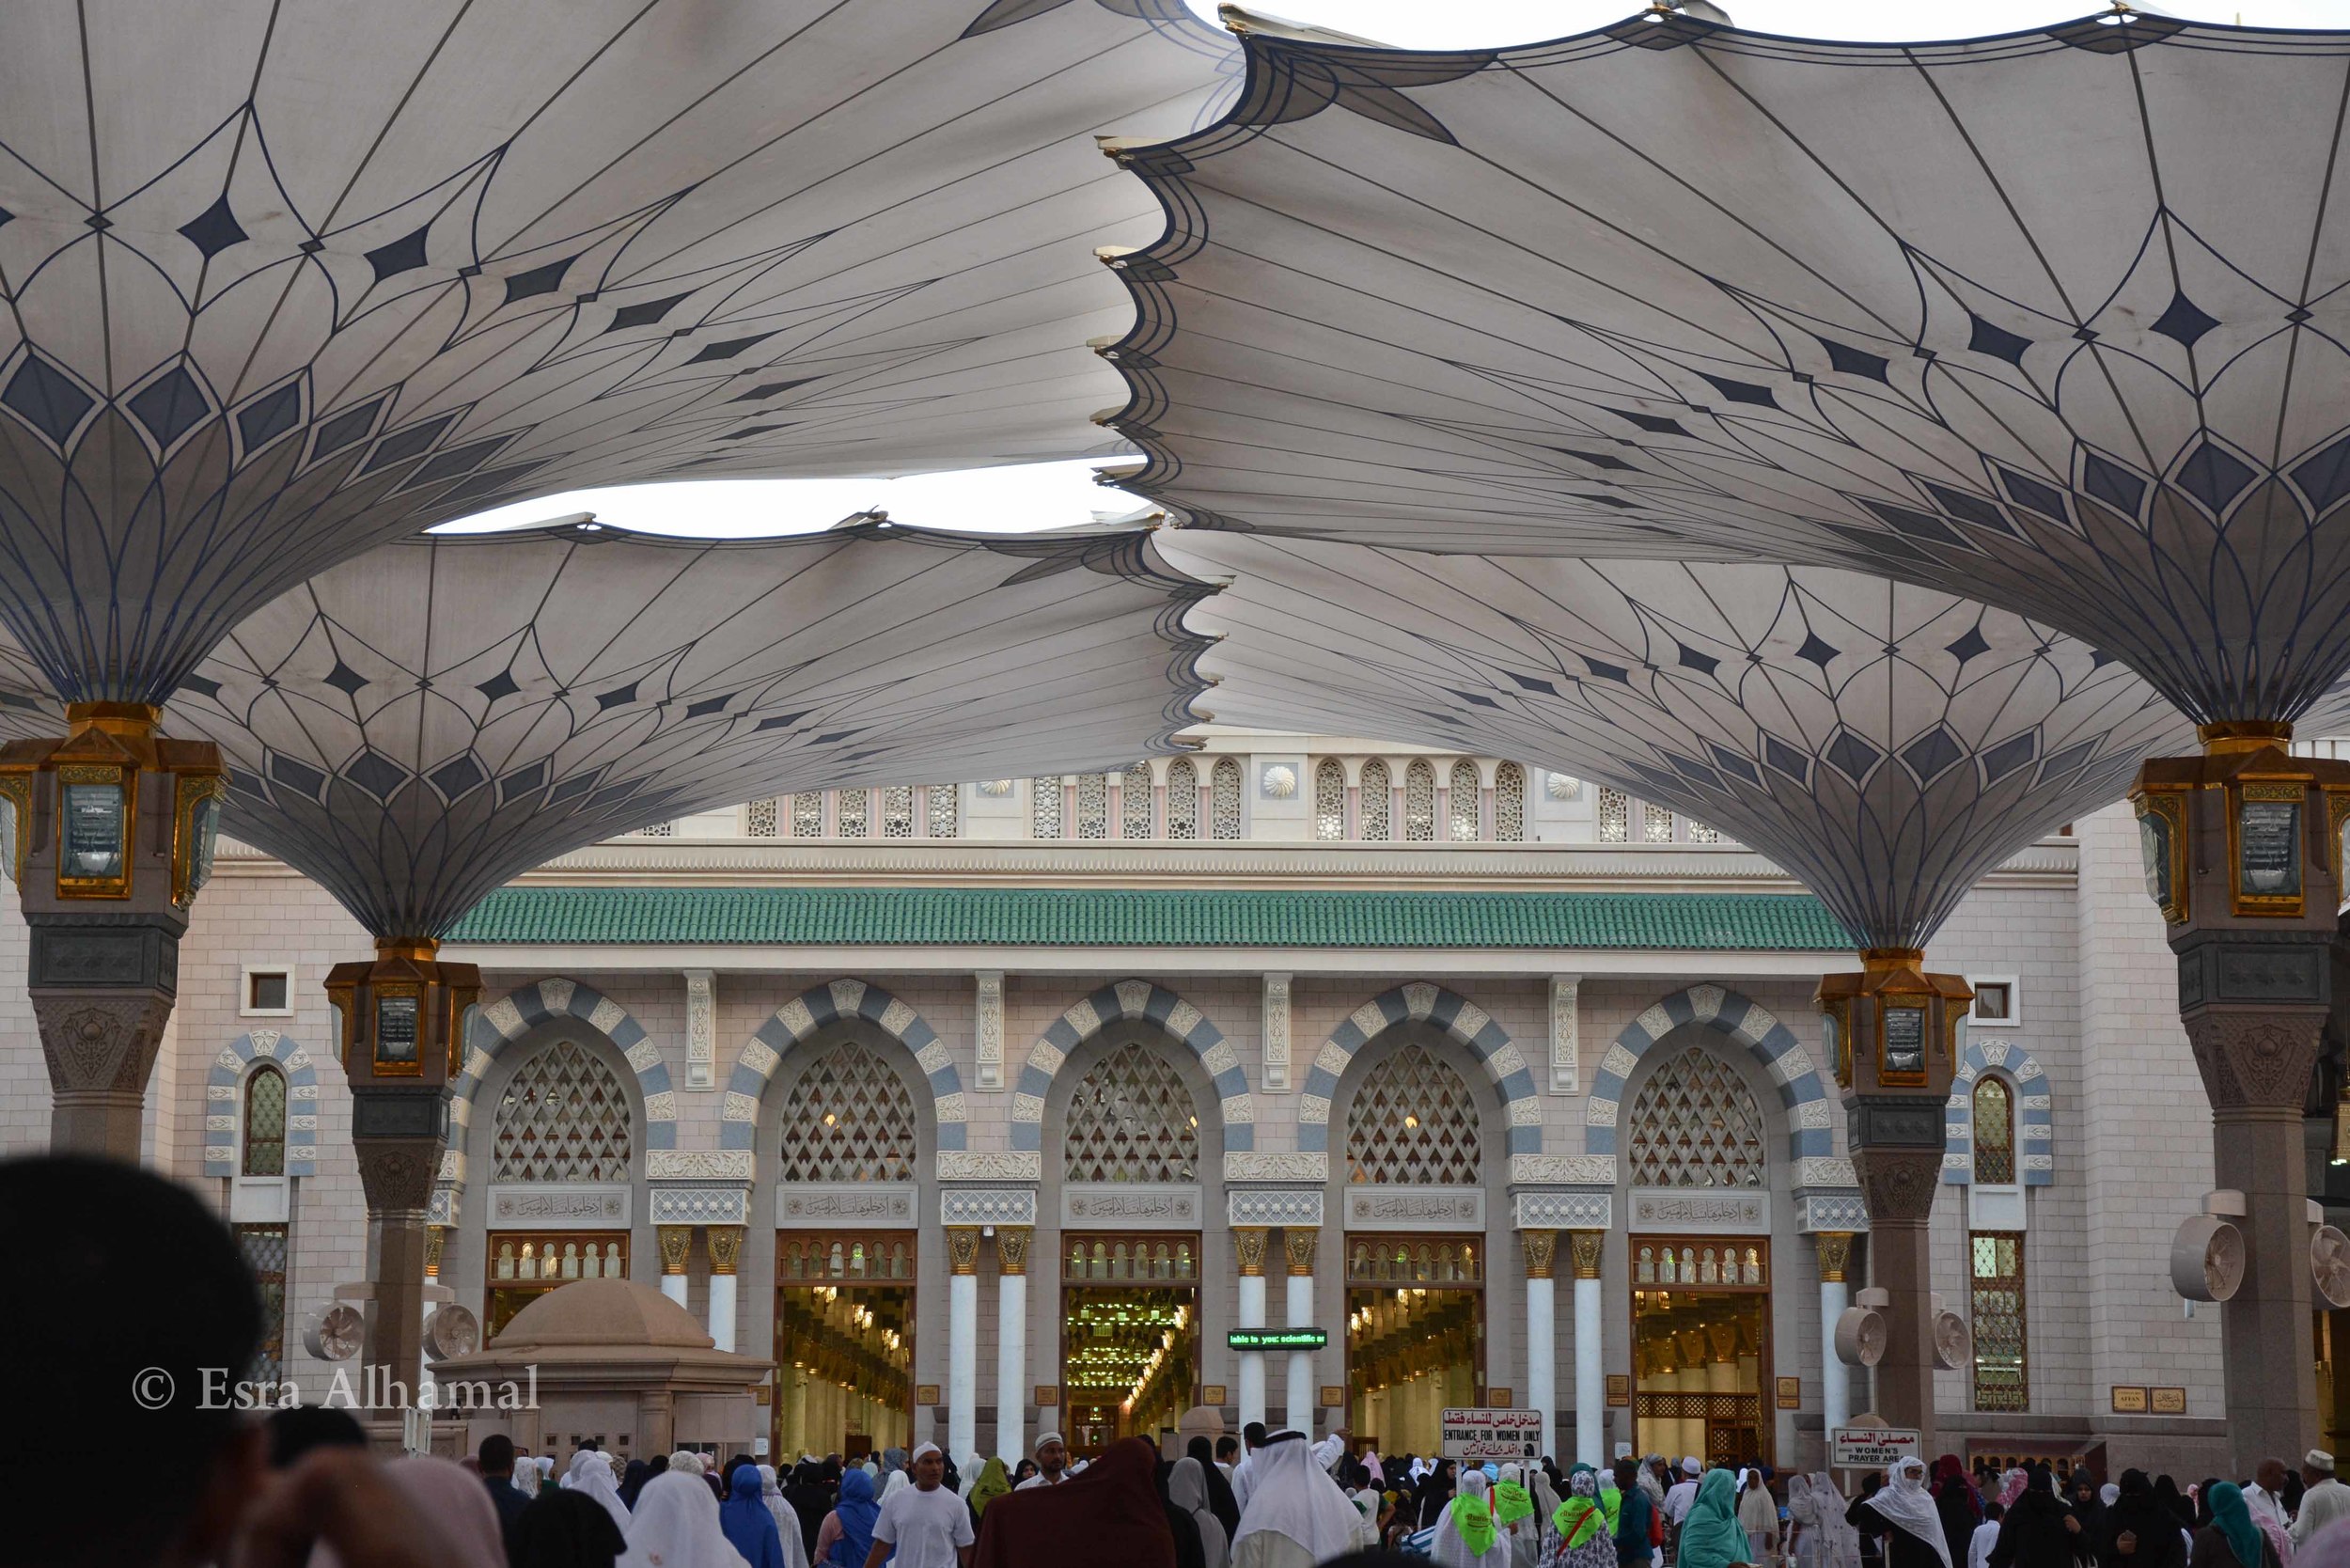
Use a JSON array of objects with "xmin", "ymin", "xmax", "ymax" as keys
[
  {"xmin": 2190, "ymin": 1483, "xmax": 2279, "ymax": 1568},
  {"xmin": 1435, "ymin": 1468, "xmax": 1515, "ymax": 1567},
  {"xmin": 1554, "ymin": 1466, "xmax": 1621, "ymax": 1568},
  {"xmin": 1676, "ymin": 1468, "xmax": 1756, "ymax": 1568},
  {"xmin": 1497, "ymin": 1464, "xmax": 1541, "ymax": 1568},
  {"xmin": 967, "ymin": 1455, "xmax": 1012, "ymax": 1520}
]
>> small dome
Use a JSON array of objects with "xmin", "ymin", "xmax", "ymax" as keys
[{"xmin": 492, "ymin": 1278, "xmax": 713, "ymax": 1351}]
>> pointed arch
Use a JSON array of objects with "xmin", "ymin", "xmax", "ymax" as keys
[
  {"xmin": 1946, "ymin": 1038, "xmax": 2054, "ymax": 1186},
  {"xmin": 203, "ymin": 1030, "xmax": 320, "ymax": 1177},
  {"xmin": 1011, "ymin": 980, "xmax": 1251, "ymax": 1153},
  {"xmin": 726, "ymin": 978, "xmax": 964, "ymax": 1152},
  {"xmin": 451, "ymin": 979, "xmax": 675, "ymax": 1161},
  {"xmin": 1299, "ymin": 981, "xmax": 1541, "ymax": 1155},
  {"xmin": 1585, "ymin": 984, "xmax": 1832, "ymax": 1167}
]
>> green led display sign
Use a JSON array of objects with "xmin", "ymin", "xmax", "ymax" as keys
[{"xmin": 1227, "ymin": 1328, "xmax": 1328, "ymax": 1350}]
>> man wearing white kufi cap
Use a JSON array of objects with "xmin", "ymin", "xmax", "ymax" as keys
[
  {"xmin": 1015, "ymin": 1432, "xmax": 1070, "ymax": 1490},
  {"xmin": 866, "ymin": 1443, "xmax": 972, "ymax": 1568},
  {"xmin": 2295, "ymin": 1450, "xmax": 2350, "ymax": 1544}
]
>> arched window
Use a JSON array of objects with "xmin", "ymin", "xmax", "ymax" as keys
[
  {"xmin": 1973, "ymin": 1075, "xmax": 2017, "ymax": 1184},
  {"xmin": 777, "ymin": 1042, "xmax": 918, "ymax": 1183},
  {"xmin": 1358, "ymin": 760, "xmax": 1391, "ymax": 840},
  {"xmin": 1314, "ymin": 760, "xmax": 1345, "ymax": 840},
  {"xmin": 1166, "ymin": 759, "xmax": 1198, "ymax": 839},
  {"xmin": 1626, "ymin": 1050, "xmax": 1767, "ymax": 1189},
  {"xmin": 1211, "ymin": 758, "xmax": 1243, "ymax": 839},
  {"xmin": 494, "ymin": 1041, "xmax": 633, "ymax": 1182},
  {"xmin": 1063, "ymin": 1041, "xmax": 1199, "ymax": 1184},
  {"xmin": 1448, "ymin": 760, "xmax": 1480, "ymax": 839},
  {"xmin": 1122, "ymin": 763, "xmax": 1153, "ymax": 839},
  {"xmin": 1346, "ymin": 1044, "xmax": 1480, "ymax": 1185},
  {"xmin": 881, "ymin": 785, "xmax": 915, "ymax": 839},
  {"xmin": 1075, "ymin": 773, "xmax": 1109, "ymax": 839},
  {"xmin": 1403, "ymin": 760, "xmax": 1436, "ymax": 841},
  {"xmin": 1495, "ymin": 763, "xmax": 1527, "ymax": 841},
  {"xmin": 243, "ymin": 1063, "xmax": 287, "ymax": 1178},
  {"xmin": 791, "ymin": 792, "xmax": 823, "ymax": 837},
  {"xmin": 1031, "ymin": 777, "xmax": 1063, "ymax": 839},
  {"xmin": 837, "ymin": 788, "xmax": 870, "ymax": 839},
  {"xmin": 927, "ymin": 785, "xmax": 958, "ymax": 839},
  {"xmin": 1597, "ymin": 787, "xmax": 1629, "ymax": 842}
]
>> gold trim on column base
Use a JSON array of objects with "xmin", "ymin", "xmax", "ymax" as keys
[{"xmin": 2199, "ymin": 720, "xmax": 2294, "ymax": 754}]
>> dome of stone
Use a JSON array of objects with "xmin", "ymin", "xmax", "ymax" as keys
[{"xmin": 491, "ymin": 1278, "xmax": 713, "ymax": 1352}]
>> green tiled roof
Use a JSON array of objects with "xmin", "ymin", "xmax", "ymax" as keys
[{"xmin": 446, "ymin": 886, "xmax": 1853, "ymax": 950}]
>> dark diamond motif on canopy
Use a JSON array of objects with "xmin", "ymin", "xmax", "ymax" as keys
[
  {"xmin": 178, "ymin": 196, "xmax": 247, "ymax": 258},
  {"xmin": 343, "ymin": 749, "xmax": 410, "ymax": 801},
  {"xmin": 323, "ymin": 660, "xmax": 368, "ymax": 696},
  {"xmin": 365, "ymin": 226, "xmax": 432, "ymax": 281},
  {"xmin": 1824, "ymin": 730, "xmax": 1882, "ymax": 782},
  {"xmin": 2176, "ymin": 443, "xmax": 2255, "ymax": 513},
  {"xmin": 127, "ymin": 368, "xmax": 211, "ymax": 447},
  {"xmin": 1, "ymin": 357, "xmax": 95, "ymax": 445},
  {"xmin": 1967, "ymin": 315, "xmax": 2032, "ymax": 365},
  {"xmin": 2151, "ymin": 290, "xmax": 2220, "ymax": 349}
]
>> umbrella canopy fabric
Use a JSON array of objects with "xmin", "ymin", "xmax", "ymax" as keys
[
  {"xmin": 1161, "ymin": 530, "xmax": 2189, "ymax": 949},
  {"xmin": 0, "ymin": 0, "xmax": 1236, "ymax": 703},
  {"xmin": 1103, "ymin": 14, "xmax": 2350, "ymax": 727},
  {"xmin": 0, "ymin": 520, "xmax": 1211, "ymax": 937}
]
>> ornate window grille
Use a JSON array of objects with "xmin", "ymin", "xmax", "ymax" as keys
[
  {"xmin": 746, "ymin": 798, "xmax": 780, "ymax": 837},
  {"xmin": 1969, "ymin": 1231, "xmax": 2029, "ymax": 1411},
  {"xmin": 243, "ymin": 1063, "xmax": 287, "ymax": 1178},
  {"xmin": 1687, "ymin": 820, "xmax": 1721, "ymax": 843},
  {"xmin": 1643, "ymin": 802, "xmax": 1675, "ymax": 842},
  {"xmin": 791, "ymin": 792, "xmax": 824, "ymax": 837},
  {"xmin": 1597, "ymin": 787, "xmax": 1629, "ymax": 842},
  {"xmin": 1495, "ymin": 763, "xmax": 1526, "ymax": 841},
  {"xmin": 1166, "ymin": 760, "xmax": 1198, "ymax": 839},
  {"xmin": 1346, "ymin": 1045, "xmax": 1480, "ymax": 1185},
  {"xmin": 777, "ymin": 1043, "xmax": 918, "ymax": 1183},
  {"xmin": 837, "ymin": 788, "xmax": 870, "ymax": 839},
  {"xmin": 237, "ymin": 1224, "xmax": 289, "ymax": 1384},
  {"xmin": 1403, "ymin": 759, "xmax": 1436, "ymax": 841},
  {"xmin": 1122, "ymin": 763, "xmax": 1153, "ymax": 839},
  {"xmin": 927, "ymin": 784, "xmax": 958, "ymax": 839},
  {"xmin": 1449, "ymin": 760, "xmax": 1480, "ymax": 840},
  {"xmin": 1314, "ymin": 760, "xmax": 1345, "ymax": 840},
  {"xmin": 1345, "ymin": 1234, "xmax": 1483, "ymax": 1284},
  {"xmin": 636, "ymin": 820, "xmax": 675, "ymax": 837},
  {"xmin": 493, "ymin": 1041, "xmax": 634, "ymax": 1183},
  {"xmin": 1211, "ymin": 758, "xmax": 1243, "ymax": 839},
  {"xmin": 1359, "ymin": 760, "xmax": 1392, "ymax": 840},
  {"xmin": 1973, "ymin": 1075, "xmax": 2017, "ymax": 1184},
  {"xmin": 1031, "ymin": 777, "xmax": 1063, "ymax": 839},
  {"xmin": 1075, "ymin": 773, "xmax": 1109, "ymax": 839},
  {"xmin": 1064, "ymin": 1233, "xmax": 1198, "ymax": 1282},
  {"xmin": 1626, "ymin": 1051, "xmax": 1766, "ymax": 1189},
  {"xmin": 777, "ymin": 1231, "xmax": 915, "ymax": 1280},
  {"xmin": 880, "ymin": 786, "xmax": 915, "ymax": 839},
  {"xmin": 1063, "ymin": 1042, "xmax": 1199, "ymax": 1184}
]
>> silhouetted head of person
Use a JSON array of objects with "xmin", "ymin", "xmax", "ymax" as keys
[
  {"xmin": 265, "ymin": 1403, "xmax": 368, "ymax": 1469},
  {"xmin": 0, "ymin": 1154, "xmax": 264, "ymax": 1567}
]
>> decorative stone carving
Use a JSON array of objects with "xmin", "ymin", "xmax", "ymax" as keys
[
  {"xmin": 1568, "ymin": 1231, "xmax": 1604, "ymax": 1279},
  {"xmin": 1345, "ymin": 1185, "xmax": 1483, "ymax": 1230},
  {"xmin": 489, "ymin": 1184, "xmax": 632, "ymax": 1227},
  {"xmin": 1233, "ymin": 1226, "xmax": 1271, "ymax": 1276},
  {"xmin": 1512, "ymin": 1154, "xmax": 1610, "ymax": 1185},
  {"xmin": 646, "ymin": 1150, "xmax": 755, "ymax": 1182},
  {"xmin": 979, "ymin": 779, "xmax": 1015, "ymax": 795},
  {"xmin": 1628, "ymin": 1188, "xmax": 1769, "ymax": 1234},
  {"xmin": 2186, "ymin": 1011, "xmax": 2326, "ymax": 1110},
  {"xmin": 1261, "ymin": 764, "xmax": 1297, "ymax": 798},
  {"xmin": 946, "ymin": 1226, "xmax": 981, "ymax": 1276},
  {"xmin": 998, "ymin": 1226, "xmax": 1033, "ymax": 1275},
  {"xmin": 706, "ymin": 1225, "xmax": 744, "ymax": 1276},
  {"xmin": 1262, "ymin": 972, "xmax": 1292, "ymax": 1091},
  {"xmin": 36, "ymin": 993, "xmax": 175, "ymax": 1092},
  {"xmin": 1545, "ymin": 772, "xmax": 1581, "ymax": 800},
  {"xmin": 1520, "ymin": 1230, "xmax": 1557, "ymax": 1279},
  {"xmin": 777, "ymin": 1183, "xmax": 916, "ymax": 1227},
  {"xmin": 1550, "ymin": 977, "xmax": 1579, "ymax": 1093},
  {"xmin": 650, "ymin": 1186, "xmax": 751, "ymax": 1225},
  {"xmin": 1063, "ymin": 1184, "xmax": 1200, "ymax": 1228},
  {"xmin": 356, "ymin": 1141, "xmax": 438, "ymax": 1213},
  {"xmin": 976, "ymin": 970, "xmax": 1005, "ymax": 1090},
  {"xmin": 936, "ymin": 1151, "xmax": 1042, "ymax": 1183},
  {"xmin": 656, "ymin": 1225, "xmax": 694, "ymax": 1275},
  {"xmin": 1229, "ymin": 1188, "xmax": 1323, "ymax": 1227},
  {"xmin": 1795, "ymin": 1157, "xmax": 1859, "ymax": 1189},
  {"xmin": 1224, "ymin": 1152, "xmax": 1327, "ymax": 1184},
  {"xmin": 939, "ymin": 1187, "xmax": 1039, "ymax": 1226},
  {"xmin": 1798, "ymin": 1193, "xmax": 1872, "ymax": 1233},
  {"xmin": 683, "ymin": 969, "xmax": 716, "ymax": 1090},
  {"xmin": 1514, "ymin": 1191, "xmax": 1610, "ymax": 1231},
  {"xmin": 1853, "ymin": 1147, "xmax": 1942, "ymax": 1222},
  {"xmin": 1284, "ymin": 1226, "xmax": 1320, "ymax": 1276}
]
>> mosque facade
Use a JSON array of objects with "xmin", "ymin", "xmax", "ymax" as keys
[{"xmin": 0, "ymin": 731, "xmax": 2282, "ymax": 1479}]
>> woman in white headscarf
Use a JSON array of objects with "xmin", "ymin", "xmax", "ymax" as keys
[
  {"xmin": 1812, "ymin": 1473, "xmax": 1865, "ymax": 1568},
  {"xmin": 878, "ymin": 1468, "xmax": 911, "ymax": 1505},
  {"xmin": 755, "ymin": 1464, "xmax": 810, "ymax": 1568},
  {"xmin": 1433, "ymin": 1468, "xmax": 1516, "ymax": 1568},
  {"xmin": 959, "ymin": 1452, "xmax": 986, "ymax": 1500},
  {"xmin": 1231, "ymin": 1431, "xmax": 1376, "ymax": 1568},
  {"xmin": 564, "ymin": 1446, "xmax": 634, "ymax": 1533},
  {"xmin": 1172, "ymin": 1455, "xmax": 1231, "ymax": 1568},
  {"xmin": 1854, "ymin": 1458, "xmax": 1953, "ymax": 1568},
  {"xmin": 622, "ymin": 1470, "xmax": 753, "ymax": 1568}
]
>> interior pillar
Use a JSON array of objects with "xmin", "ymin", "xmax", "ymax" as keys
[
  {"xmin": 1284, "ymin": 1227, "xmax": 1319, "ymax": 1434},
  {"xmin": 1235, "ymin": 1227, "xmax": 1268, "ymax": 1430},
  {"xmin": 995, "ymin": 1227, "xmax": 1030, "ymax": 1462}
]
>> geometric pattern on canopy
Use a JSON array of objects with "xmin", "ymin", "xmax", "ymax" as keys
[
  {"xmin": 0, "ymin": 521, "xmax": 1213, "ymax": 937},
  {"xmin": 1163, "ymin": 531, "xmax": 2192, "ymax": 949},
  {"xmin": 0, "ymin": 0, "xmax": 1234, "ymax": 702},
  {"xmin": 1102, "ymin": 17, "xmax": 2350, "ymax": 725}
]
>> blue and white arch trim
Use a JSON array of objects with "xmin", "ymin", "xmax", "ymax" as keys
[
  {"xmin": 1011, "ymin": 980, "xmax": 1252, "ymax": 1153},
  {"xmin": 1586, "ymin": 984, "xmax": 1834, "ymax": 1163},
  {"xmin": 446, "ymin": 978, "xmax": 677, "ymax": 1191},
  {"xmin": 1298, "ymin": 981, "xmax": 1541, "ymax": 1156},
  {"xmin": 728, "ymin": 980, "xmax": 964, "ymax": 1152},
  {"xmin": 1945, "ymin": 1039, "xmax": 2054, "ymax": 1186},
  {"xmin": 203, "ymin": 1030, "xmax": 319, "ymax": 1176}
]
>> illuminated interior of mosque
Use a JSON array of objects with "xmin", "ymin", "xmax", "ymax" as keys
[{"xmin": 774, "ymin": 1234, "xmax": 915, "ymax": 1461}]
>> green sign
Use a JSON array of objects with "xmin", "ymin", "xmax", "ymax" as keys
[{"xmin": 1228, "ymin": 1328, "xmax": 1327, "ymax": 1351}]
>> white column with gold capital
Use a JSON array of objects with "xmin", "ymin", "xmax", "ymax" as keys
[
  {"xmin": 1284, "ymin": 1228, "xmax": 1318, "ymax": 1433},
  {"xmin": 1816, "ymin": 1231, "xmax": 1854, "ymax": 1435},
  {"xmin": 995, "ymin": 1227, "xmax": 1031, "ymax": 1463},
  {"xmin": 1235, "ymin": 1227, "xmax": 1269, "ymax": 1430},
  {"xmin": 706, "ymin": 1226, "xmax": 744, "ymax": 1352},
  {"xmin": 1570, "ymin": 1231, "xmax": 1606, "ymax": 1466},
  {"xmin": 656, "ymin": 1225, "xmax": 693, "ymax": 1310},
  {"xmin": 948, "ymin": 1227, "xmax": 980, "ymax": 1462},
  {"xmin": 1521, "ymin": 1230, "xmax": 1558, "ymax": 1460}
]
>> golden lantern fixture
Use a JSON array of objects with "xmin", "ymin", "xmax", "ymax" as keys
[
  {"xmin": 2130, "ymin": 722, "xmax": 2350, "ymax": 927},
  {"xmin": 0, "ymin": 703, "xmax": 224, "ymax": 906},
  {"xmin": 1817, "ymin": 949, "xmax": 1973, "ymax": 1093}
]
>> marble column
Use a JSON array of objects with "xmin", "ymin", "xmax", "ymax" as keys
[
  {"xmin": 706, "ymin": 1226, "xmax": 743, "ymax": 1352},
  {"xmin": 996, "ymin": 1227, "xmax": 1031, "ymax": 1462},
  {"xmin": 1235, "ymin": 1227, "xmax": 1269, "ymax": 1430},
  {"xmin": 948, "ymin": 1227, "xmax": 979, "ymax": 1461},
  {"xmin": 1521, "ymin": 1231, "xmax": 1558, "ymax": 1461},
  {"xmin": 1815, "ymin": 1232, "xmax": 1853, "ymax": 1436},
  {"xmin": 1569, "ymin": 1231, "xmax": 1605, "ymax": 1466},
  {"xmin": 1284, "ymin": 1227, "xmax": 1318, "ymax": 1434},
  {"xmin": 657, "ymin": 1225, "xmax": 692, "ymax": 1309}
]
